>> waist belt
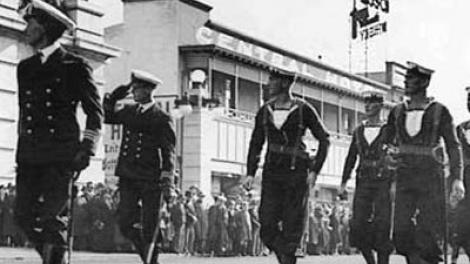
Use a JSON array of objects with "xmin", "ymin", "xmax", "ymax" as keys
[
  {"xmin": 268, "ymin": 144, "xmax": 310, "ymax": 160},
  {"xmin": 360, "ymin": 159, "xmax": 381, "ymax": 167},
  {"xmin": 398, "ymin": 144, "xmax": 444, "ymax": 164}
]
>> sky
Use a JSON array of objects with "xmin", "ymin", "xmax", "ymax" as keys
[
  {"xmin": 202, "ymin": 0, "xmax": 470, "ymax": 123},
  {"xmin": 100, "ymin": 0, "xmax": 470, "ymax": 123}
]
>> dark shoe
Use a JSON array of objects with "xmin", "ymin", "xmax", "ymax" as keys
[
  {"xmin": 361, "ymin": 248, "xmax": 376, "ymax": 264},
  {"xmin": 281, "ymin": 254, "xmax": 297, "ymax": 264},
  {"xmin": 274, "ymin": 251, "xmax": 284, "ymax": 264},
  {"xmin": 406, "ymin": 253, "xmax": 433, "ymax": 264},
  {"xmin": 377, "ymin": 252, "xmax": 390, "ymax": 264}
]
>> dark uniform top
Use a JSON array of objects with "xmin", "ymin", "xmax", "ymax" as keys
[
  {"xmin": 16, "ymin": 47, "xmax": 102, "ymax": 163},
  {"xmin": 384, "ymin": 100, "xmax": 462, "ymax": 182},
  {"xmin": 342, "ymin": 121, "xmax": 389, "ymax": 184},
  {"xmin": 246, "ymin": 98, "xmax": 330, "ymax": 176},
  {"xmin": 103, "ymin": 96, "xmax": 176, "ymax": 180},
  {"xmin": 383, "ymin": 100, "xmax": 462, "ymax": 260},
  {"xmin": 457, "ymin": 120, "xmax": 470, "ymax": 170}
]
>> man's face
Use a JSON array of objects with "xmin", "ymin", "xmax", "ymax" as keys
[
  {"xmin": 131, "ymin": 82, "xmax": 153, "ymax": 103},
  {"xmin": 365, "ymin": 101, "xmax": 383, "ymax": 117},
  {"xmin": 24, "ymin": 17, "xmax": 47, "ymax": 47},
  {"xmin": 404, "ymin": 73, "xmax": 428, "ymax": 95},
  {"xmin": 267, "ymin": 76, "xmax": 284, "ymax": 98}
]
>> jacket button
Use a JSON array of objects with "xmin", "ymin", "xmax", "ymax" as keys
[
  {"xmin": 135, "ymin": 154, "xmax": 141, "ymax": 158},
  {"xmin": 136, "ymin": 147, "xmax": 141, "ymax": 151},
  {"xmin": 45, "ymin": 102, "xmax": 52, "ymax": 107},
  {"xmin": 56, "ymin": 78, "xmax": 61, "ymax": 83},
  {"xmin": 122, "ymin": 152, "xmax": 127, "ymax": 156},
  {"xmin": 138, "ymin": 132, "xmax": 143, "ymax": 137},
  {"xmin": 46, "ymin": 88, "xmax": 52, "ymax": 94},
  {"xmin": 138, "ymin": 140, "xmax": 142, "ymax": 144},
  {"xmin": 126, "ymin": 130, "xmax": 130, "ymax": 134},
  {"xmin": 123, "ymin": 145, "xmax": 128, "ymax": 149},
  {"xmin": 26, "ymin": 90, "xmax": 32, "ymax": 95},
  {"xmin": 26, "ymin": 103, "xmax": 31, "ymax": 108},
  {"xmin": 49, "ymin": 128, "xmax": 55, "ymax": 134},
  {"xmin": 125, "ymin": 137, "xmax": 129, "ymax": 142},
  {"xmin": 47, "ymin": 115, "xmax": 53, "ymax": 120},
  {"xmin": 27, "ymin": 129, "xmax": 32, "ymax": 134},
  {"xmin": 26, "ymin": 116, "xmax": 32, "ymax": 121}
]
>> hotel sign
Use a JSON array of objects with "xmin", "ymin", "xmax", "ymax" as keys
[{"xmin": 196, "ymin": 27, "xmax": 386, "ymax": 95}]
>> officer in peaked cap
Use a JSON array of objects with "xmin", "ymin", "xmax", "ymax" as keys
[
  {"xmin": 383, "ymin": 61, "xmax": 464, "ymax": 264},
  {"xmin": 340, "ymin": 89, "xmax": 393, "ymax": 264},
  {"xmin": 103, "ymin": 69, "xmax": 175, "ymax": 264},
  {"xmin": 244, "ymin": 68, "xmax": 330, "ymax": 264},
  {"xmin": 15, "ymin": 1, "xmax": 102, "ymax": 263}
]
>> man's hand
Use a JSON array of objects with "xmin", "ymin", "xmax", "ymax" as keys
[
  {"xmin": 161, "ymin": 171, "xmax": 174, "ymax": 183},
  {"xmin": 451, "ymin": 179, "xmax": 465, "ymax": 201},
  {"xmin": 307, "ymin": 171, "xmax": 317, "ymax": 188},
  {"xmin": 242, "ymin": 175, "xmax": 255, "ymax": 190},
  {"xmin": 71, "ymin": 150, "xmax": 90, "ymax": 172},
  {"xmin": 338, "ymin": 183, "xmax": 348, "ymax": 200},
  {"xmin": 110, "ymin": 84, "xmax": 131, "ymax": 101}
]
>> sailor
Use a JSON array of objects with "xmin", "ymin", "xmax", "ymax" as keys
[{"xmin": 243, "ymin": 69, "xmax": 330, "ymax": 264}]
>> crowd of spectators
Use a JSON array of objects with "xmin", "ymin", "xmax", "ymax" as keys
[{"xmin": 0, "ymin": 182, "xmax": 354, "ymax": 257}]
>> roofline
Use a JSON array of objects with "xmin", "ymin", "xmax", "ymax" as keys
[
  {"xmin": 179, "ymin": 0, "xmax": 213, "ymax": 12},
  {"xmin": 179, "ymin": 45, "xmax": 392, "ymax": 100},
  {"xmin": 205, "ymin": 20, "xmax": 390, "ymax": 90}
]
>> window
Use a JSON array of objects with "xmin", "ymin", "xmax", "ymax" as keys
[
  {"xmin": 212, "ymin": 70, "xmax": 235, "ymax": 109},
  {"xmin": 341, "ymin": 107, "xmax": 355, "ymax": 135},
  {"xmin": 323, "ymin": 102, "xmax": 339, "ymax": 133},
  {"xmin": 238, "ymin": 78, "xmax": 260, "ymax": 113}
]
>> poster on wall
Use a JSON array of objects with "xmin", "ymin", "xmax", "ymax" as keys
[{"xmin": 102, "ymin": 123, "xmax": 122, "ymax": 187}]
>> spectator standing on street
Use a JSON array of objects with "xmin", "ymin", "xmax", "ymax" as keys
[{"xmin": 184, "ymin": 190, "xmax": 197, "ymax": 255}]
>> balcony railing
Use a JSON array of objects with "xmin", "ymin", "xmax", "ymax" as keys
[{"xmin": 210, "ymin": 108, "xmax": 353, "ymax": 180}]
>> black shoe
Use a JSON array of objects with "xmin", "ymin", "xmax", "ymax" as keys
[
  {"xmin": 281, "ymin": 254, "xmax": 297, "ymax": 264},
  {"xmin": 274, "ymin": 251, "xmax": 284, "ymax": 264}
]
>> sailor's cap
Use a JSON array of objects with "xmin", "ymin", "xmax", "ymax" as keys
[
  {"xmin": 406, "ymin": 61, "xmax": 434, "ymax": 78},
  {"xmin": 361, "ymin": 89, "xmax": 386, "ymax": 103},
  {"xmin": 18, "ymin": 0, "xmax": 76, "ymax": 30},
  {"xmin": 131, "ymin": 69, "xmax": 163, "ymax": 88}
]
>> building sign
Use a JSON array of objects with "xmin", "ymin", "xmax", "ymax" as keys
[
  {"xmin": 196, "ymin": 27, "xmax": 387, "ymax": 95},
  {"xmin": 351, "ymin": 0, "xmax": 389, "ymax": 40}
]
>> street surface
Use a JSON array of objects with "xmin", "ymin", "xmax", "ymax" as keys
[{"xmin": 1, "ymin": 247, "xmax": 468, "ymax": 264}]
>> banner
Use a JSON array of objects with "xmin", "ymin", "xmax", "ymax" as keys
[{"xmin": 351, "ymin": 0, "xmax": 389, "ymax": 41}]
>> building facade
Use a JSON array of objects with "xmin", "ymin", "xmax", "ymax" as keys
[
  {"xmin": 104, "ymin": 0, "xmax": 405, "ymax": 201},
  {"xmin": 0, "ymin": 0, "xmax": 119, "ymax": 185}
]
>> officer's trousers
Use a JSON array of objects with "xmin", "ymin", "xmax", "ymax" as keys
[
  {"xmin": 393, "ymin": 168, "xmax": 443, "ymax": 263},
  {"xmin": 350, "ymin": 178, "xmax": 392, "ymax": 253},
  {"xmin": 117, "ymin": 177, "xmax": 161, "ymax": 262},
  {"xmin": 14, "ymin": 163, "xmax": 73, "ymax": 261},
  {"xmin": 259, "ymin": 172, "xmax": 308, "ymax": 256}
]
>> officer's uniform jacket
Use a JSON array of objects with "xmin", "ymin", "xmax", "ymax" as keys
[
  {"xmin": 384, "ymin": 100, "xmax": 462, "ymax": 182},
  {"xmin": 16, "ymin": 47, "xmax": 102, "ymax": 163},
  {"xmin": 103, "ymin": 97, "xmax": 176, "ymax": 180},
  {"xmin": 341, "ymin": 121, "xmax": 389, "ymax": 185},
  {"xmin": 247, "ymin": 98, "xmax": 330, "ymax": 177}
]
